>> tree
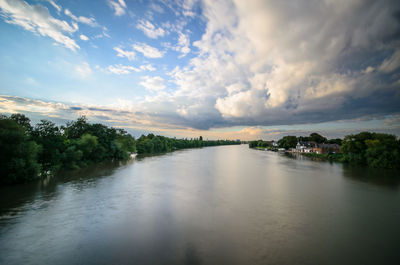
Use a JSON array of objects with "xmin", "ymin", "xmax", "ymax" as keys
[
  {"xmin": 0, "ymin": 118, "xmax": 41, "ymax": 184},
  {"xmin": 64, "ymin": 116, "xmax": 89, "ymax": 139},
  {"xmin": 309, "ymin": 133, "xmax": 327, "ymax": 143},
  {"xmin": 77, "ymin": 133, "xmax": 98, "ymax": 161},
  {"xmin": 341, "ymin": 132, "xmax": 400, "ymax": 168},
  {"xmin": 278, "ymin": 136, "xmax": 297, "ymax": 149},
  {"xmin": 31, "ymin": 119, "xmax": 65, "ymax": 172},
  {"xmin": 10, "ymin": 113, "xmax": 33, "ymax": 133}
]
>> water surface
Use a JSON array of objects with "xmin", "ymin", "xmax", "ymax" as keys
[{"xmin": 1, "ymin": 145, "xmax": 399, "ymax": 264}]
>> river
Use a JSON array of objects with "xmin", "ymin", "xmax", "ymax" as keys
[{"xmin": 0, "ymin": 144, "xmax": 399, "ymax": 265}]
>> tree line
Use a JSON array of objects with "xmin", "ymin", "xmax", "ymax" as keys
[
  {"xmin": 0, "ymin": 114, "xmax": 239, "ymax": 184},
  {"xmin": 249, "ymin": 132, "xmax": 400, "ymax": 169}
]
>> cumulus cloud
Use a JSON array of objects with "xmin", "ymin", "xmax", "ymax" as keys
[
  {"xmin": 132, "ymin": 42, "xmax": 165, "ymax": 58},
  {"xmin": 140, "ymin": 76, "xmax": 166, "ymax": 91},
  {"xmin": 113, "ymin": 47, "xmax": 136, "ymax": 61},
  {"xmin": 0, "ymin": 0, "xmax": 79, "ymax": 51},
  {"xmin": 141, "ymin": 0, "xmax": 400, "ymax": 130},
  {"xmin": 136, "ymin": 19, "xmax": 165, "ymax": 39},
  {"xmin": 107, "ymin": 0, "xmax": 126, "ymax": 16}
]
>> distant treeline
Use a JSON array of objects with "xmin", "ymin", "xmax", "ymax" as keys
[
  {"xmin": 249, "ymin": 132, "xmax": 400, "ymax": 169},
  {"xmin": 0, "ymin": 114, "xmax": 239, "ymax": 184},
  {"xmin": 136, "ymin": 134, "xmax": 239, "ymax": 154}
]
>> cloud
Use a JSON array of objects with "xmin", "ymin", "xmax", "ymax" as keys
[
  {"xmin": 140, "ymin": 76, "xmax": 166, "ymax": 91},
  {"xmin": 107, "ymin": 0, "xmax": 126, "ymax": 16},
  {"xmin": 132, "ymin": 42, "xmax": 165, "ymax": 58},
  {"xmin": 172, "ymin": 31, "xmax": 190, "ymax": 58},
  {"xmin": 113, "ymin": 47, "xmax": 135, "ymax": 60},
  {"xmin": 0, "ymin": 0, "xmax": 79, "ymax": 51},
  {"xmin": 75, "ymin": 62, "xmax": 92, "ymax": 78},
  {"xmin": 139, "ymin": 0, "xmax": 400, "ymax": 130},
  {"xmin": 107, "ymin": 64, "xmax": 155, "ymax": 74},
  {"xmin": 1, "ymin": 95, "xmax": 399, "ymax": 140},
  {"xmin": 136, "ymin": 19, "xmax": 165, "ymax": 39},
  {"xmin": 140, "ymin": 64, "xmax": 156, "ymax": 71},
  {"xmin": 64, "ymin": 8, "xmax": 98, "ymax": 27},
  {"xmin": 150, "ymin": 3, "xmax": 164, "ymax": 13},
  {"xmin": 108, "ymin": 64, "xmax": 140, "ymax": 75},
  {"xmin": 0, "ymin": 95, "xmax": 188, "ymax": 135},
  {"xmin": 378, "ymin": 49, "xmax": 400, "ymax": 73},
  {"xmin": 79, "ymin": 34, "xmax": 89, "ymax": 41},
  {"xmin": 46, "ymin": 0, "xmax": 61, "ymax": 13}
]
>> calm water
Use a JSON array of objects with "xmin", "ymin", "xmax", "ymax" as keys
[{"xmin": 1, "ymin": 145, "xmax": 400, "ymax": 265}]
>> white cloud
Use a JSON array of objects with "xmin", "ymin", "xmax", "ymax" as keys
[
  {"xmin": 64, "ymin": 8, "xmax": 98, "ymax": 27},
  {"xmin": 46, "ymin": 0, "xmax": 61, "ymax": 13},
  {"xmin": 107, "ymin": 0, "xmax": 126, "ymax": 16},
  {"xmin": 79, "ymin": 34, "xmax": 89, "ymax": 41},
  {"xmin": 108, "ymin": 64, "xmax": 140, "ymax": 75},
  {"xmin": 140, "ymin": 76, "xmax": 166, "ymax": 91},
  {"xmin": 172, "ymin": 31, "xmax": 190, "ymax": 58},
  {"xmin": 140, "ymin": 64, "xmax": 156, "ymax": 71},
  {"xmin": 113, "ymin": 47, "xmax": 135, "ymax": 61},
  {"xmin": 132, "ymin": 43, "xmax": 165, "ymax": 58},
  {"xmin": 75, "ymin": 62, "xmax": 92, "ymax": 78},
  {"xmin": 136, "ymin": 19, "xmax": 165, "ymax": 39},
  {"xmin": 107, "ymin": 64, "xmax": 155, "ymax": 74},
  {"xmin": 0, "ymin": 0, "xmax": 79, "ymax": 51}
]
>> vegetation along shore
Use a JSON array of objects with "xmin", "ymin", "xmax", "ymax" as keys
[
  {"xmin": 0, "ymin": 114, "xmax": 239, "ymax": 185},
  {"xmin": 249, "ymin": 132, "xmax": 400, "ymax": 169}
]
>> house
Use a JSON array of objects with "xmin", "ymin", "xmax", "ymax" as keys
[
  {"xmin": 312, "ymin": 143, "xmax": 341, "ymax": 154},
  {"xmin": 295, "ymin": 141, "xmax": 313, "ymax": 153}
]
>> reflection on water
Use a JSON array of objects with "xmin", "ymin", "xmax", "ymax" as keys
[
  {"xmin": 183, "ymin": 243, "xmax": 202, "ymax": 265},
  {"xmin": 0, "ymin": 145, "xmax": 399, "ymax": 265},
  {"xmin": 342, "ymin": 164, "xmax": 400, "ymax": 189},
  {"xmin": 286, "ymin": 152, "xmax": 400, "ymax": 188}
]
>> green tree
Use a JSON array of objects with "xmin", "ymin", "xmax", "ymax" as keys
[
  {"xmin": 278, "ymin": 136, "xmax": 297, "ymax": 149},
  {"xmin": 31, "ymin": 119, "xmax": 65, "ymax": 173},
  {"xmin": 341, "ymin": 132, "xmax": 400, "ymax": 168},
  {"xmin": 309, "ymin": 133, "xmax": 327, "ymax": 143},
  {"xmin": 77, "ymin": 133, "xmax": 98, "ymax": 161},
  {"xmin": 10, "ymin": 113, "xmax": 33, "ymax": 133},
  {"xmin": 0, "ymin": 118, "xmax": 41, "ymax": 184}
]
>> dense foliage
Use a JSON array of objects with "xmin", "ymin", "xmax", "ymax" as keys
[
  {"xmin": 248, "ymin": 140, "xmax": 272, "ymax": 149},
  {"xmin": 0, "ymin": 114, "xmax": 240, "ymax": 184},
  {"xmin": 0, "ymin": 117, "xmax": 41, "ymax": 184},
  {"xmin": 341, "ymin": 132, "xmax": 400, "ymax": 169},
  {"xmin": 278, "ymin": 136, "xmax": 298, "ymax": 149}
]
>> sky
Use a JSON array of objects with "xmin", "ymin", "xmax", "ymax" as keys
[{"xmin": 0, "ymin": 0, "xmax": 400, "ymax": 140}]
